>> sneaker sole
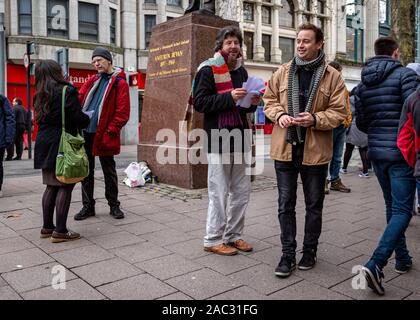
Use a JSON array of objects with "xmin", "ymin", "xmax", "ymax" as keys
[
  {"xmin": 40, "ymin": 234, "xmax": 53, "ymax": 239},
  {"xmin": 330, "ymin": 189, "xmax": 351, "ymax": 193},
  {"xmin": 275, "ymin": 265, "xmax": 296, "ymax": 278},
  {"xmin": 362, "ymin": 267, "xmax": 385, "ymax": 295},
  {"xmin": 51, "ymin": 236, "xmax": 81, "ymax": 243}
]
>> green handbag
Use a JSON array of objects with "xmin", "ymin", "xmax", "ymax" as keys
[{"xmin": 55, "ymin": 86, "xmax": 89, "ymax": 184}]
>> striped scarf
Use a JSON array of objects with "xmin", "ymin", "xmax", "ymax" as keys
[
  {"xmin": 193, "ymin": 51, "xmax": 244, "ymax": 129},
  {"xmin": 287, "ymin": 50, "xmax": 325, "ymax": 144}
]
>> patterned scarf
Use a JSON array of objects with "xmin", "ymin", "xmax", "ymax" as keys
[
  {"xmin": 287, "ymin": 50, "xmax": 326, "ymax": 144},
  {"xmin": 192, "ymin": 50, "xmax": 244, "ymax": 129}
]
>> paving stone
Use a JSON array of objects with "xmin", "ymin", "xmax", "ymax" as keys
[
  {"xmin": 349, "ymin": 227, "xmax": 383, "ymax": 242},
  {"xmin": 195, "ymin": 253, "xmax": 261, "ymax": 276},
  {"xmin": 319, "ymin": 230, "xmax": 366, "ymax": 248},
  {"xmin": 2, "ymin": 263, "xmax": 77, "ymax": 293},
  {"xmin": 120, "ymin": 220, "xmax": 169, "ymax": 235},
  {"xmin": 0, "ymin": 236, "xmax": 34, "ymax": 255},
  {"xmin": 317, "ymin": 243, "xmax": 363, "ymax": 266},
  {"xmin": 135, "ymin": 254, "xmax": 203, "ymax": 280},
  {"xmin": 387, "ymin": 270, "xmax": 420, "ymax": 294},
  {"xmin": 158, "ymin": 292, "xmax": 193, "ymax": 300},
  {"xmin": 330, "ymin": 277, "xmax": 412, "ymax": 300},
  {"xmin": 89, "ymin": 231, "xmax": 145, "ymax": 250},
  {"xmin": 164, "ymin": 239, "xmax": 211, "ymax": 260},
  {"xmin": 229, "ymin": 264, "xmax": 303, "ymax": 295},
  {"xmin": 0, "ymin": 286, "xmax": 22, "ymax": 300},
  {"xmin": 0, "ymin": 226, "xmax": 19, "ymax": 240},
  {"xmin": 322, "ymin": 219, "xmax": 367, "ymax": 235},
  {"xmin": 269, "ymin": 280, "xmax": 352, "ymax": 300},
  {"xmin": 21, "ymin": 279, "xmax": 105, "ymax": 300},
  {"xmin": 110, "ymin": 242, "xmax": 172, "ymax": 263},
  {"xmin": 97, "ymin": 274, "xmax": 176, "ymax": 300},
  {"xmin": 405, "ymin": 293, "xmax": 420, "ymax": 300},
  {"xmin": 166, "ymin": 268, "xmax": 241, "ymax": 300},
  {"xmin": 144, "ymin": 211, "xmax": 187, "ymax": 224},
  {"xmin": 345, "ymin": 239, "xmax": 379, "ymax": 256},
  {"xmin": 51, "ymin": 245, "xmax": 115, "ymax": 268},
  {"xmin": 96, "ymin": 212, "xmax": 148, "ymax": 226},
  {"xmin": 165, "ymin": 218, "xmax": 205, "ymax": 233},
  {"xmin": 0, "ymin": 276, "xmax": 7, "ymax": 287},
  {"xmin": 141, "ymin": 228, "xmax": 196, "ymax": 247},
  {"xmin": 0, "ymin": 210, "xmax": 42, "ymax": 231},
  {"xmin": 71, "ymin": 258, "xmax": 143, "ymax": 287},
  {"xmin": 243, "ymin": 224, "xmax": 279, "ymax": 240},
  {"xmin": 209, "ymin": 286, "xmax": 272, "ymax": 300},
  {"xmin": 0, "ymin": 248, "xmax": 54, "ymax": 273},
  {"xmin": 71, "ymin": 222, "xmax": 122, "ymax": 239}
]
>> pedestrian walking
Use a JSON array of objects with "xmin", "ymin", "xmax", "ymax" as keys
[
  {"xmin": 0, "ymin": 94, "xmax": 15, "ymax": 198},
  {"xmin": 6, "ymin": 98, "xmax": 28, "ymax": 161}
]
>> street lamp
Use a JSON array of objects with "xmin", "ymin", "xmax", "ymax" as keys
[{"xmin": 25, "ymin": 41, "xmax": 35, "ymax": 159}]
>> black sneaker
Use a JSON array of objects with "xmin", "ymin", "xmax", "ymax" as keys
[
  {"xmin": 74, "ymin": 207, "xmax": 95, "ymax": 221},
  {"xmin": 275, "ymin": 256, "xmax": 296, "ymax": 278},
  {"xmin": 298, "ymin": 250, "xmax": 317, "ymax": 270},
  {"xmin": 362, "ymin": 260, "xmax": 385, "ymax": 295},
  {"xmin": 110, "ymin": 206, "xmax": 124, "ymax": 219}
]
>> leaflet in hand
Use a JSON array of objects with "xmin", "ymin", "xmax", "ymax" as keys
[
  {"xmin": 237, "ymin": 76, "xmax": 266, "ymax": 109},
  {"xmin": 83, "ymin": 110, "xmax": 94, "ymax": 119}
]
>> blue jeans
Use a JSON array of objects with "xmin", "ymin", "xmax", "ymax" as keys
[
  {"xmin": 416, "ymin": 178, "xmax": 420, "ymax": 206},
  {"xmin": 371, "ymin": 160, "xmax": 415, "ymax": 269},
  {"xmin": 329, "ymin": 125, "xmax": 346, "ymax": 182}
]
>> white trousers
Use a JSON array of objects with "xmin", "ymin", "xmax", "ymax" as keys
[{"xmin": 204, "ymin": 153, "xmax": 251, "ymax": 247}]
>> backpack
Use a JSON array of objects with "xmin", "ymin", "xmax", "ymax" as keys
[{"xmin": 55, "ymin": 86, "xmax": 89, "ymax": 184}]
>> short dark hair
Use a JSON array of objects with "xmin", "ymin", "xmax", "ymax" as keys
[
  {"xmin": 297, "ymin": 23, "xmax": 324, "ymax": 43},
  {"xmin": 13, "ymin": 98, "xmax": 23, "ymax": 105},
  {"xmin": 374, "ymin": 37, "xmax": 399, "ymax": 56},
  {"xmin": 328, "ymin": 61, "xmax": 342, "ymax": 72},
  {"xmin": 214, "ymin": 26, "xmax": 243, "ymax": 52}
]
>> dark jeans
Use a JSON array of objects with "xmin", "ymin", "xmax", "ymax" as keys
[
  {"xmin": 371, "ymin": 160, "xmax": 416, "ymax": 269},
  {"xmin": 274, "ymin": 145, "xmax": 328, "ymax": 258},
  {"xmin": 329, "ymin": 125, "xmax": 346, "ymax": 182},
  {"xmin": 342, "ymin": 144, "xmax": 369, "ymax": 174},
  {"xmin": 81, "ymin": 133, "xmax": 120, "ymax": 209},
  {"xmin": 6, "ymin": 128, "xmax": 25, "ymax": 159},
  {"xmin": 0, "ymin": 147, "xmax": 4, "ymax": 190}
]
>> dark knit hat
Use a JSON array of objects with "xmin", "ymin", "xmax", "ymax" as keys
[{"xmin": 92, "ymin": 47, "xmax": 113, "ymax": 63}]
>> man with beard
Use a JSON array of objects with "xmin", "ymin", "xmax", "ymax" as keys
[
  {"xmin": 264, "ymin": 24, "xmax": 347, "ymax": 277},
  {"xmin": 192, "ymin": 26, "xmax": 261, "ymax": 255}
]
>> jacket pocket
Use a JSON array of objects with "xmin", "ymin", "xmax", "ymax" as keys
[
  {"xmin": 100, "ymin": 131, "xmax": 120, "ymax": 153},
  {"xmin": 315, "ymin": 87, "xmax": 331, "ymax": 112},
  {"xmin": 279, "ymin": 86, "xmax": 288, "ymax": 108}
]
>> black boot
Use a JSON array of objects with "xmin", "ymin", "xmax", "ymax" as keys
[
  {"xmin": 110, "ymin": 206, "xmax": 124, "ymax": 219},
  {"xmin": 74, "ymin": 206, "xmax": 95, "ymax": 221}
]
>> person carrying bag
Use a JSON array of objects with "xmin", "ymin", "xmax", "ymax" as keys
[{"xmin": 56, "ymin": 86, "xmax": 89, "ymax": 184}]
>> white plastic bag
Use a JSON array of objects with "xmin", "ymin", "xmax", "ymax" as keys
[{"xmin": 123, "ymin": 162, "xmax": 145, "ymax": 188}]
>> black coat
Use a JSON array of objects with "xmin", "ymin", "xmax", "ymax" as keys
[
  {"xmin": 193, "ymin": 66, "xmax": 257, "ymax": 153},
  {"xmin": 34, "ymin": 85, "xmax": 90, "ymax": 170},
  {"xmin": 355, "ymin": 56, "xmax": 419, "ymax": 161}
]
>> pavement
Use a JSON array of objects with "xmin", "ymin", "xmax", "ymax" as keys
[{"xmin": 1, "ymin": 138, "xmax": 420, "ymax": 301}]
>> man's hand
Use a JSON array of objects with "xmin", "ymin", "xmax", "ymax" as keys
[
  {"xmin": 293, "ymin": 112, "xmax": 315, "ymax": 128},
  {"xmin": 278, "ymin": 115, "xmax": 295, "ymax": 128},
  {"xmin": 231, "ymin": 88, "xmax": 247, "ymax": 102}
]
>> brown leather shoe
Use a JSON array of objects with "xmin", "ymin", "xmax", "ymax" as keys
[
  {"xmin": 330, "ymin": 179, "xmax": 351, "ymax": 193},
  {"xmin": 51, "ymin": 230, "xmax": 81, "ymax": 243},
  {"xmin": 40, "ymin": 228, "xmax": 54, "ymax": 239},
  {"xmin": 204, "ymin": 243, "xmax": 238, "ymax": 256},
  {"xmin": 229, "ymin": 239, "xmax": 253, "ymax": 252}
]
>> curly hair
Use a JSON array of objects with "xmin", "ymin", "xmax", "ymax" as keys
[{"xmin": 214, "ymin": 26, "xmax": 243, "ymax": 52}]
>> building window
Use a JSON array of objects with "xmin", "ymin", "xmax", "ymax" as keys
[
  {"xmin": 279, "ymin": 37, "xmax": 294, "ymax": 63},
  {"xmin": 262, "ymin": 34, "xmax": 271, "ymax": 62},
  {"xmin": 144, "ymin": 0, "xmax": 156, "ymax": 3},
  {"xmin": 279, "ymin": 0, "xmax": 294, "ymax": 28},
  {"xmin": 317, "ymin": 0, "xmax": 326, "ymax": 14},
  {"xmin": 346, "ymin": 0, "xmax": 364, "ymax": 62},
  {"xmin": 262, "ymin": 6, "xmax": 271, "ymax": 25},
  {"xmin": 110, "ymin": 8, "xmax": 117, "ymax": 45},
  {"xmin": 317, "ymin": 17, "xmax": 325, "ymax": 31},
  {"xmin": 18, "ymin": 0, "xmax": 32, "ymax": 35},
  {"xmin": 302, "ymin": 14, "xmax": 310, "ymax": 24},
  {"xmin": 145, "ymin": 15, "xmax": 156, "ymax": 49},
  {"xmin": 167, "ymin": 0, "xmax": 181, "ymax": 6},
  {"xmin": 244, "ymin": 32, "xmax": 254, "ymax": 60},
  {"xmin": 379, "ymin": 0, "xmax": 391, "ymax": 36},
  {"xmin": 47, "ymin": 0, "xmax": 69, "ymax": 38},
  {"xmin": 79, "ymin": 2, "xmax": 99, "ymax": 42},
  {"xmin": 305, "ymin": 0, "xmax": 311, "ymax": 11},
  {"xmin": 243, "ymin": 2, "xmax": 254, "ymax": 21}
]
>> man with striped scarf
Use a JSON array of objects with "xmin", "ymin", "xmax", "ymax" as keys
[{"xmin": 264, "ymin": 24, "xmax": 347, "ymax": 278}]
